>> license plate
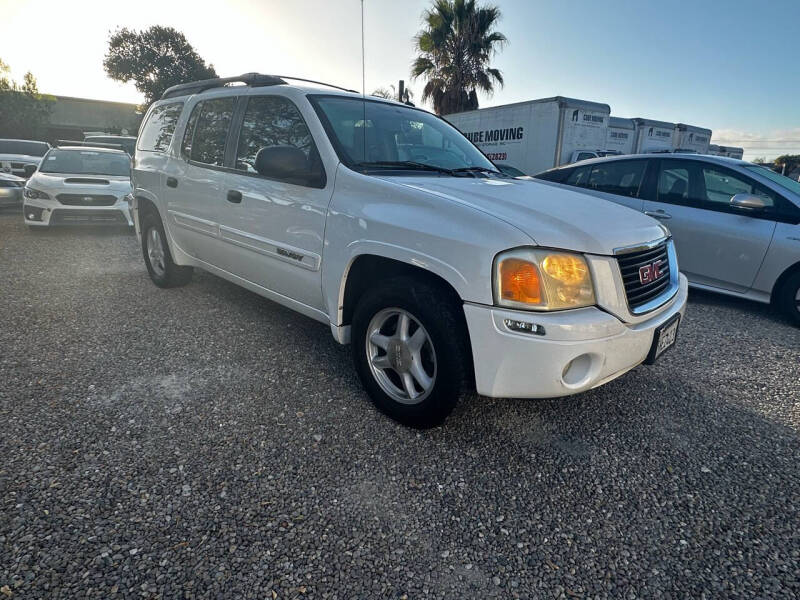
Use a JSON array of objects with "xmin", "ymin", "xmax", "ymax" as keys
[{"xmin": 645, "ymin": 314, "xmax": 680, "ymax": 364}]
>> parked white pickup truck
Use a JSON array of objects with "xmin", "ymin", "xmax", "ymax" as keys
[{"xmin": 131, "ymin": 74, "xmax": 688, "ymax": 427}]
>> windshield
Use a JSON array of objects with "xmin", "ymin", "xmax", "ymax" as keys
[
  {"xmin": 310, "ymin": 96, "xmax": 497, "ymax": 173},
  {"xmin": 85, "ymin": 137, "xmax": 136, "ymax": 154},
  {"xmin": 39, "ymin": 149, "xmax": 131, "ymax": 177},
  {"xmin": 745, "ymin": 165, "xmax": 800, "ymax": 196},
  {"xmin": 0, "ymin": 140, "xmax": 49, "ymax": 156}
]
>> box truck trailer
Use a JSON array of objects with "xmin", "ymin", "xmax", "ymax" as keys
[
  {"xmin": 606, "ymin": 117, "xmax": 636, "ymax": 155},
  {"xmin": 444, "ymin": 96, "xmax": 611, "ymax": 174},
  {"xmin": 631, "ymin": 118, "xmax": 676, "ymax": 153},
  {"xmin": 673, "ymin": 123, "xmax": 712, "ymax": 154},
  {"xmin": 709, "ymin": 144, "xmax": 744, "ymax": 159}
]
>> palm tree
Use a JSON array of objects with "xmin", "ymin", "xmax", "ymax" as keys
[
  {"xmin": 411, "ymin": 0, "xmax": 507, "ymax": 115},
  {"xmin": 371, "ymin": 84, "xmax": 414, "ymax": 104}
]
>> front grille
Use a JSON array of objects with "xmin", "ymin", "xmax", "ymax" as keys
[
  {"xmin": 617, "ymin": 242, "xmax": 671, "ymax": 311},
  {"xmin": 56, "ymin": 193, "xmax": 117, "ymax": 206},
  {"xmin": 50, "ymin": 209, "xmax": 126, "ymax": 225},
  {"xmin": 11, "ymin": 162, "xmax": 25, "ymax": 169}
]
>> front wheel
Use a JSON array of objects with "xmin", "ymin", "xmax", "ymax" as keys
[
  {"xmin": 351, "ymin": 277, "xmax": 470, "ymax": 428},
  {"xmin": 776, "ymin": 270, "xmax": 800, "ymax": 326},
  {"xmin": 141, "ymin": 211, "xmax": 192, "ymax": 288}
]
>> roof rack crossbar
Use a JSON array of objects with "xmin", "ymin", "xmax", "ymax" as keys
[{"xmin": 160, "ymin": 73, "xmax": 358, "ymax": 100}]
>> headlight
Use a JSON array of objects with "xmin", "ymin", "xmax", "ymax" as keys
[
  {"xmin": 23, "ymin": 187, "xmax": 50, "ymax": 200},
  {"xmin": 494, "ymin": 249, "xmax": 595, "ymax": 310}
]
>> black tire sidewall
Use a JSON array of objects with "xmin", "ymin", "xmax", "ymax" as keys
[
  {"xmin": 351, "ymin": 278, "xmax": 467, "ymax": 428},
  {"xmin": 778, "ymin": 271, "xmax": 800, "ymax": 326},
  {"xmin": 141, "ymin": 211, "xmax": 189, "ymax": 288}
]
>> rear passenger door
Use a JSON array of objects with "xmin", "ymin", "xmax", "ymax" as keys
[
  {"xmin": 163, "ymin": 96, "xmax": 236, "ymax": 263},
  {"xmin": 641, "ymin": 159, "xmax": 777, "ymax": 291},
  {"xmin": 554, "ymin": 160, "xmax": 647, "ymax": 212},
  {"xmin": 218, "ymin": 93, "xmax": 332, "ymax": 312}
]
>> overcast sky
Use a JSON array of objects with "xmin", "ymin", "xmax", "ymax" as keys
[{"xmin": 2, "ymin": 0, "xmax": 798, "ymax": 160}]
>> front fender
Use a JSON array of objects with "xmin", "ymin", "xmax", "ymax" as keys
[{"xmin": 322, "ymin": 165, "xmax": 533, "ymax": 327}]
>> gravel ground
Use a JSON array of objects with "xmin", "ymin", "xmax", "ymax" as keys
[{"xmin": 1, "ymin": 209, "xmax": 798, "ymax": 599}]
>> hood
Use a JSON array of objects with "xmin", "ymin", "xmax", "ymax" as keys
[
  {"xmin": 29, "ymin": 172, "xmax": 132, "ymax": 196},
  {"xmin": 379, "ymin": 175, "xmax": 666, "ymax": 255}
]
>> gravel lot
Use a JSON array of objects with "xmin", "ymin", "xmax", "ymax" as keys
[{"xmin": 1, "ymin": 209, "xmax": 798, "ymax": 599}]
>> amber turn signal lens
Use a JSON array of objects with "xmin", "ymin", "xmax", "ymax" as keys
[
  {"xmin": 499, "ymin": 258, "xmax": 542, "ymax": 304},
  {"xmin": 541, "ymin": 254, "xmax": 589, "ymax": 285}
]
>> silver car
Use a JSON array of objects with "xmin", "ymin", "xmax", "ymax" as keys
[
  {"xmin": 535, "ymin": 154, "xmax": 800, "ymax": 325},
  {"xmin": 0, "ymin": 172, "xmax": 25, "ymax": 207}
]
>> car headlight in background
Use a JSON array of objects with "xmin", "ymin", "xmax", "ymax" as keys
[
  {"xmin": 494, "ymin": 248, "xmax": 595, "ymax": 311},
  {"xmin": 23, "ymin": 187, "xmax": 50, "ymax": 200}
]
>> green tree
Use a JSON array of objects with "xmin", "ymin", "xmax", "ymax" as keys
[
  {"xmin": 104, "ymin": 26, "xmax": 217, "ymax": 106},
  {"xmin": 774, "ymin": 154, "xmax": 800, "ymax": 174},
  {"xmin": 0, "ymin": 59, "xmax": 54, "ymax": 140},
  {"xmin": 411, "ymin": 0, "xmax": 507, "ymax": 115}
]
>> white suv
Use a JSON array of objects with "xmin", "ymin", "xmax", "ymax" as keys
[{"xmin": 131, "ymin": 74, "xmax": 688, "ymax": 427}]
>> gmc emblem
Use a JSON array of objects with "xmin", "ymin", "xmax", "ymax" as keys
[{"xmin": 639, "ymin": 260, "xmax": 663, "ymax": 285}]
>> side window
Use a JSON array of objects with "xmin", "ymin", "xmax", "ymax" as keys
[
  {"xmin": 137, "ymin": 102, "xmax": 184, "ymax": 152},
  {"xmin": 702, "ymin": 167, "xmax": 774, "ymax": 207},
  {"xmin": 657, "ymin": 162, "xmax": 692, "ymax": 203},
  {"xmin": 586, "ymin": 160, "xmax": 646, "ymax": 197},
  {"xmin": 235, "ymin": 95, "xmax": 324, "ymax": 187},
  {"xmin": 183, "ymin": 97, "xmax": 236, "ymax": 167},
  {"xmin": 564, "ymin": 165, "xmax": 591, "ymax": 187},
  {"xmin": 536, "ymin": 168, "xmax": 568, "ymax": 183},
  {"xmin": 576, "ymin": 152, "xmax": 596, "ymax": 162}
]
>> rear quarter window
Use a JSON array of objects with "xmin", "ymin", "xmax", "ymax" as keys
[{"xmin": 137, "ymin": 102, "xmax": 184, "ymax": 152}]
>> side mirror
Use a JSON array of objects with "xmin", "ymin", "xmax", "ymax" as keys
[
  {"xmin": 24, "ymin": 164, "xmax": 37, "ymax": 178},
  {"xmin": 730, "ymin": 193, "xmax": 766, "ymax": 210},
  {"xmin": 254, "ymin": 146, "xmax": 310, "ymax": 183}
]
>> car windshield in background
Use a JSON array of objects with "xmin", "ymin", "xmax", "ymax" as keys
[
  {"xmin": 310, "ymin": 96, "xmax": 498, "ymax": 173},
  {"xmin": 0, "ymin": 140, "xmax": 49, "ymax": 156},
  {"xmin": 85, "ymin": 137, "xmax": 136, "ymax": 154},
  {"xmin": 39, "ymin": 149, "xmax": 131, "ymax": 177},
  {"xmin": 745, "ymin": 165, "xmax": 800, "ymax": 196}
]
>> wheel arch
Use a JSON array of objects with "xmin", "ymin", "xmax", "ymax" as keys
[{"xmin": 771, "ymin": 260, "xmax": 800, "ymax": 302}]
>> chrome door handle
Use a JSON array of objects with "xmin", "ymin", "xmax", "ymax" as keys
[{"xmin": 645, "ymin": 210, "xmax": 671, "ymax": 220}]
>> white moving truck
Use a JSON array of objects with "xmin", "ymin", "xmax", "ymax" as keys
[
  {"xmin": 708, "ymin": 144, "xmax": 744, "ymax": 159},
  {"xmin": 444, "ymin": 97, "xmax": 611, "ymax": 174},
  {"xmin": 606, "ymin": 117, "xmax": 636, "ymax": 155},
  {"xmin": 673, "ymin": 123, "xmax": 712, "ymax": 154},
  {"xmin": 632, "ymin": 118, "xmax": 676, "ymax": 153}
]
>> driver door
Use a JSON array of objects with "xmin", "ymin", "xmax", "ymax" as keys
[{"xmin": 641, "ymin": 159, "xmax": 777, "ymax": 292}]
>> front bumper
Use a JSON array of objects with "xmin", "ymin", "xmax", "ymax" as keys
[
  {"xmin": 23, "ymin": 198, "xmax": 133, "ymax": 227},
  {"xmin": 464, "ymin": 273, "xmax": 688, "ymax": 398}
]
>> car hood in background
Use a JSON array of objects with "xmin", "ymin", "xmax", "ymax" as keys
[
  {"xmin": 381, "ymin": 175, "xmax": 666, "ymax": 255},
  {"xmin": 28, "ymin": 172, "xmax": 132, "ymax": 197}
]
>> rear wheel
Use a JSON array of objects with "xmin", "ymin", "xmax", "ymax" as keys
[
  {"xmin": 141, "ymin": 211, "xmax": 192, "ymax": 288},
  {"xmin": 776, "ymin": 270, "xmax": 800, "ymax": 326},
  {"xmin": 351, "ymin": 277, "xmax": 469, "ymax": 428}
]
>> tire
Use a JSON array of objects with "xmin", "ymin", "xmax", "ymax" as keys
[
  {"xmin": 776, "ymin": 270, "xmax": 800, "ymax": 326},
  {"xmin": 351, "ymin": 276, "xmax": 470, "ymax": 428},
  {"xmin": 140, "ymin": 210, "xmax": 192, "ymax": 288}
]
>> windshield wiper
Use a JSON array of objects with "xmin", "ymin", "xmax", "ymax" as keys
[
  {"xmin": 355, "ymin": 161, "xmax": 455, "ymax": 175},
  {"xmin": 450, "ymin": 166, "xmax": 502, "ymax": 175}
]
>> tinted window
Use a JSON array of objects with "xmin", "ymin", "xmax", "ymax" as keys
[
  {"xmin": 586, "ymin": 160, "xmax": 646, "ymax": 197},
  {"xmin": 535, "ymin": 168, "xmax": 568, "ymax": 183},
  {"xmin": 702, "ymin": 167, "xmax": 773, "ymax": 207},
  {"xmin": 565, "ymin": 165, "xmax": 591, "ymax": 187},
  {"xmin": 576, "ymin": 152, "xmax": 596, "ymax": 162},
  {"xmin": 654, "ymin": 159, "xmax": 780, "ymax": 214},
  {"xmin": 137, "ymin": 103, "xmax": 183, "ymax": 152},
  {"xmin": 39, "ymin": 149, "xmax": 130, "ymax": 177},
  {"xmin": 0, "ymin": 140, "xmax": 49, "ymax": 156},
  {"xmin": 235, "ymin": 96, "xmax": 315, "ymax": 171},
  {"xmin": 183, "ymin": 97, "xmax": 236, "ymax": 166}
]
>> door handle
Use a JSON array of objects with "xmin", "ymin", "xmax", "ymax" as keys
[
  {"xmin": 645, "ymin": 210, "xmax": 672, "ymax": 220},
  {"xmin": 166, "ymin": 177, "xmax": 178, "ymax": 188},
  {"xmin": 227, "ymin": 190, "xmax": 242, "ymax": 204}
]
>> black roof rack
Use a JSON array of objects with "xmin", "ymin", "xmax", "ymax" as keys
[
  {"xmin": 160, "ymin": 72, "xmax": 358, "ymax": 100},
  {"xmin": 56, "ymin": 140, "xmax": 124, "ymax": 150}
]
